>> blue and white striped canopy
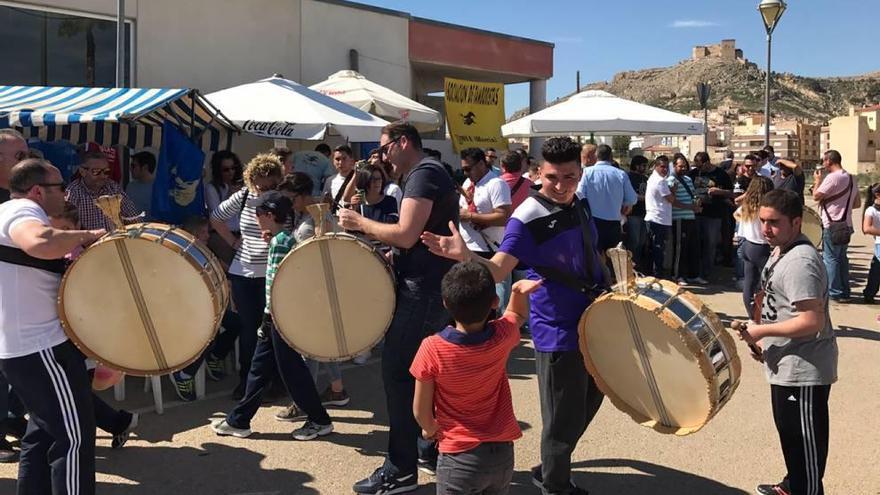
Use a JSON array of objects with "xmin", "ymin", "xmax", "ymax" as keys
[{"xmin": 0, "ymin": 86, "xmax": 238, "ymax": 151}]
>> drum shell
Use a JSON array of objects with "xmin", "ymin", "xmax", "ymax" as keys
[
  {"xmin": 802, "ymin": 206, "xmax": 823, "ymax": 249},
  {"xmin": 58, "ymin": 223, "xmax": 229, "ymax": 376},
  {"xmin": 271, "ymin": 233, "xmax": 396, "ymax": 362},
  {"xmin": 578, "ymin": 278, "xmax": 741, "ymax": 435}
]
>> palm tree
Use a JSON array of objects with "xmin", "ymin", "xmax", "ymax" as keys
[{"xmin": 57, "ymin": 18, "xmax": 109, "ymax": 86}]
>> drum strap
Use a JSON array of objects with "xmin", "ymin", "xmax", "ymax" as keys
[{"xmin": 0, "ymin": 244, "xmax": 66, "ymax": 274}]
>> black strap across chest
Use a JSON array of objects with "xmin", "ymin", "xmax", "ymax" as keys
[{"xmin": 0, "ymin": 244, "xmax": 66, "ymax": 274}]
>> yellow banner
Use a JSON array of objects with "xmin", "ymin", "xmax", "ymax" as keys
[{"xmin": 444, "ymin": 77, "xmax": 506, "ymax": 153}]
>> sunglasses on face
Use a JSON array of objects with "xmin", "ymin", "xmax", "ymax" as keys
[
  {"xmin": 379, "ymin": 138, "xmax": 401, "ymax": 159},
  {"xmin": 85, "ymin": 167, "xmax": 111, "ymax": 177}
]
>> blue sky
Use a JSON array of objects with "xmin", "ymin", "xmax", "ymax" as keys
[{"xmin": 356, "ymin": 0, "xmax": 879, "ymax": 116}]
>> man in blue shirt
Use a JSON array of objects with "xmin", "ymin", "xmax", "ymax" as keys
[{"xmin": 576, "ymin": 144, "xmax": 636, "ymax": 252}]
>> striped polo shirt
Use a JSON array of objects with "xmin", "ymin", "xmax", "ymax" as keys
[
  {"xmin": 666, "ymin": 174, "xmax": 696, "ymax": 221},
  {"xmin": 410, "ymin": 315, "xmax": 523, "ymax": 454}
]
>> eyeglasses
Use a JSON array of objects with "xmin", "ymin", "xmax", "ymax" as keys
[
  {"xmin": 379, "ymin": 138, "xmax": 401, "ymax": 160},
  {"xmin": 85, "ymin": 167, "xmax": 111, "ymax": 177},
  {"xmin": 38, "ymin": 182, "xmax": 66, "ymax": 192}
]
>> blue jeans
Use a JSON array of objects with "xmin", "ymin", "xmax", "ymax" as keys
[
  {"xmin": 496, "ymin": 275, "xmax": 512, "ymax": 314},
  {"xmin": 382, "ymin": 288, "xmax": 450, "ymax": 476},
  {"xmin": 229, "ymin": 275, "xmax": 269, "ymax": 387},
  {"xmin": 822, "ymin": 230, "xmax": 851, "ymax": 299}
]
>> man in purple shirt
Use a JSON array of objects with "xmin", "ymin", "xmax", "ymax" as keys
[{"xmin": 422, "ymin": 137, "xmax": 606, "ymax": 495}]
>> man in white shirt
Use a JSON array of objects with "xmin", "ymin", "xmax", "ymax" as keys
[
  {"xmin": 645, "ymin": 155, "xmax": 674, "ymax": 277},
  {"xmin": 323, "ymin": 144, "xmax": 356, "ymax": 213},
  {"xmin": 0, "ymin": 159, "xmax": 105, "ymax": 494},
  {"xmin": 458, "ymin": 147, "xmax": 513, "ymax": 308}
]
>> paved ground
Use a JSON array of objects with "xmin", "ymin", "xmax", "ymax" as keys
[{"xmin": 2, "ymin": 217, "xmax": 879, "ymax": 494}]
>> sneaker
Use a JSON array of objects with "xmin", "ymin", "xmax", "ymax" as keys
[
  {"xmin": 755, "ymin": 483, "xmax": 790, "ymax": 495},
  {"xmin": 275, "ymin": 403, "xmax": 306, "ymax": 422},
  {"xmin": 171, "ymin": 372, "xmax": 197, "ymax": 402},
  {"xmin": 353, "ymin": 466, "xmax": 418, "ymax": 494},
  {"xmin": 320, "ymin": 387, "xmax": 350, "ymax": 407},
  {"xmin": 211, "ymin": 419, "xmax": 251, "ymax": 438},
  {"xmin": 676, "ymin": 278, "xmax": 688, "ymax": 286},
  {"xmin": 0, "ymin": 438, "xmax": 18, "ymax": 463},
  {"xmin": 291, "ymin": 420, "xmax": 333, "ymax": 441},
  {"xmin": 692, "ymin": 277, "xmax": 709, "ymax": 285},
  {"xmin": 530, "ymin": 465, "xmax": 582, "ymax": 492},
  {"xmin": 417, "ymin": 457, "xmax": 437, "ymax": 476},
  {"xmin": 352, "ymin": 351, "xmax": 371, "ymax": 365},
  {"xmin": 111, "ymin": 412, "xmax": 138, "ymax": 449},
  {"xmin": 205, "ymin": 355, "xmax": 226, "ymax": 381}
]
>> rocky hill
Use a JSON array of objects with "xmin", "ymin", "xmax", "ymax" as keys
[{"xmin": 512, "ymin": 58, "xmax": 880, "ymax": 123}]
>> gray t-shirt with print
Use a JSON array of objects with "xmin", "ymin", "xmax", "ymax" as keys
[{"xmin": 759, "ymin": 235, "xmax": 838, "ymax": 386}]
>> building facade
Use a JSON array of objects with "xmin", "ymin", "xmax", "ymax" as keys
[{"xmin": 828, "ymin": 105, "xmax": 880, "ymax": 174}]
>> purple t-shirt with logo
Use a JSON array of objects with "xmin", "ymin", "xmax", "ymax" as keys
[{"xmin": 498, "ymin": 194, "xmax": 605, "ymax": 352}]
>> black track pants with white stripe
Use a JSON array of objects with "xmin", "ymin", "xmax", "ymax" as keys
[
  {"xmin": 771, "ymin": 384, "xmax": 831, "ymax": 495},
  {"xmin": 0, "ymin": 340, "xmax": 96, "ymax": 495}
]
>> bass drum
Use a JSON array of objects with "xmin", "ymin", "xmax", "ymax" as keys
[
  {"xmin": 802, "ymin": 206, "xmax": 823, "ymax": 249},
  {"xmin": 59, "ymin": 223, "xmax": 229, "ymax": 376},
  {"xmin": 271, "ymin": 233, "xmax": 396, "ymax": 362},
  {"xmin": 579, "ymin": 278, "xmax": 741, "ymax": 435}
]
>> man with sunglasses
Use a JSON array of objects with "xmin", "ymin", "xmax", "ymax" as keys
[
  {"xmin": 0, "ymin": 159, "xmax": 105, "ymax": 494},
  {"xmin": 339, "ymin": 122, "xmax": 458, "ymax": 495},
  {"xmin": 66, "ymin": 150, "xmax": 142, "ymax": 231}
]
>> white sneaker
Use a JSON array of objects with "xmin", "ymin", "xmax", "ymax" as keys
[
  {"xmin": 677, "ymin": 278, "xmax": 688, "ymax": 286},
  {"xmin": 211, "ymin": 419, "xmax": 252, "ymax": 438}
]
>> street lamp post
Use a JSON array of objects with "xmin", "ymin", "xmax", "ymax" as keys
[
  {"xmin": 758, "ymin": 0, "xmax": 787, "ymax": 147},
  {"xmin": 696, "ymin": 82, "xmax": 711, "ymax": 153}
]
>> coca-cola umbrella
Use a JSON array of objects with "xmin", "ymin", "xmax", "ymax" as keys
[
  {"xmin": 205, "ymin": 75, "xmax": 389, "ymax": 142},
  {"xmin": 310, "ymin": 70, "xmax": 441, "ymax": 133}
]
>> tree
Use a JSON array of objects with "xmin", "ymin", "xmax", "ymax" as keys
[
  {"xmin": 612, "ymin": 135, "xmax": 631, "ymax": 154},
  {"xmin": 58, "ymin": 18, "xmax": 109, "ymax": 86}
]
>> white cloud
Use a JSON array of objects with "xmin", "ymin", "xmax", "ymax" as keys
[{"xmin": 670, "ymin": 19, "xmax": 719, "ymax": 28}]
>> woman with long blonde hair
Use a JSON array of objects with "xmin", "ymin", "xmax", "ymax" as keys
[{"xmin": 735, "ymin": 176, "xmax": 774, "ymax": 315}]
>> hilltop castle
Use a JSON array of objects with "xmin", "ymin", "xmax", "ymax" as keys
[{"xmin": 692, "ymin": 39, "xmax": 745, "ymax": 63}]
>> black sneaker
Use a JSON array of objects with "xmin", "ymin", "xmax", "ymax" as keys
[
  {"xmin": 205, "ymin": 355, "xmax": 226, "ymax": 381},
  {"xmin": 111, "ymin": 413, "xmax": 138, "ymax": 449},
  {"xmin": 171, "ymin": 372, "xmax": 197, "ymax": 402},
  {"xmin": 417, "ymin": 457, "xmax": 436, "ymax": 476},
  {"xmin": 0, "ymin": 438, "xmax": 18, "ymax": 463},
  {"xmin": 755, "ymin": 483, "xmax": 790, "ymax": 495},
  {"xmin": 530, "ymin": 465, "xmax": 582, "ymax": 492},
  {"xmin": 319, "ymin": 386, "xmax": 350, "ymax": 407},
  {"xmin": 352, "ymin": 466, "xmax": 418, "ymax": 494}
]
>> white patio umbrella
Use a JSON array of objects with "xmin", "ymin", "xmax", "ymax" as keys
[
  {"xmin": 205, "ymin": 75, "xmax": 389, "ymax": 142},
  {"xmin": 310, "ymin": 70, "xmax": 441, "ymax": 132},
  {"xmin": 502, "ymin": 90, "xmax": 704, "ymax": 137}
]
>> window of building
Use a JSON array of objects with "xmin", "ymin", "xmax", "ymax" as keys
[{"xmin": 1, "ymin": 5, "xmax": 132, "ymax": 87}]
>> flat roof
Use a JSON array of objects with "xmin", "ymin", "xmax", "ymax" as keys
[{"xmin": 312, "ymin": 0, "xmax": 554, "ymax": 48}]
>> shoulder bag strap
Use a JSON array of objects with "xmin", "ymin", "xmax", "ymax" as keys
[
  {"xmin": 331, "ymin": 171, "xmax": 355, "ymax": 214},
  {"xmin": 674, "ymin": 175, "xmax": 694, "ymax": 199},
  {"xmin": 819, "ymin": 175, "xmax": 853, "ymax": 222},
  {"xmin": 510, "ymin": 176, "xmax": 526, "ymax": 196}
]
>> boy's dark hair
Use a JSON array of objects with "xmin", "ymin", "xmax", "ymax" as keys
[
  {"xmin": 314, "ymin": 143, "xmax": 331, "ymax": 156},
  {"xmin": 53, "ymin": 201, "xmax": 80, "ymax": 227},
  {"xmin": 760, "ymin": 189, "xmax": 803, "ymax": 220},
  {"xmin": 132, "ymin": 151, "xmax": 157, "ymax": 173},
  {"xmin": 333, "ymin": 144, "xmax": 353, "ymax": 157},
  {"xmin": 744, "ymin": 153, "xmax": 760, "ymax": 163},
  {"xmin": 460, "ymin": 147, "xmax": 486, "ymax": 166},
  {"xmin": 630, "ymin": 155, "xmax": 648, "ymax": 169},
  {"xmin": 501, "ymin": 151, "xmax": 523, "ymax": 173},
  {"xmin": 278, "ymin": 172, "xmax": 314, "ymax": 196},
  {"xmin": 755, "ymin": 149, "xmax": 769, "ymax": 160},
  {"xmin": 654, "ymin": 155, "xmax": 669, "ymax": 165},
  {"xmin": 541, "ymin": 137, "xmax": 581, "ymax": 165},
  {"xmin": 441, "ymin": 262, "xmax": 497, "ymax": 326},
  {"xmin": 382, "ymin": 121, "xmax": 422, "ymax": 150},
  {"xmin": 693, "ymin": 151, "xmax": 710, "ymax": 165},
  {"xmin": 596, "ymin": 144, "xmax": 613, "ymax": 162}
]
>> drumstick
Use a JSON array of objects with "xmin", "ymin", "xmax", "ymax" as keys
[{"xmin": 731, "ymin": 321, "xmax": 763, "ymax": 359}]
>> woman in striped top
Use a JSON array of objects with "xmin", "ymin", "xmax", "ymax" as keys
[{"xmin": 210, "ymin": 153, "xmax": 284, "ymax": 396}]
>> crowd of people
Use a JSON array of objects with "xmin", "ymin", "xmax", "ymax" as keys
[{"xmin": 0, "ymin": 121, "xmax": 853, "ymax": 494}]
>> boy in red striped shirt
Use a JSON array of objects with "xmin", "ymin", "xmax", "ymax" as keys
[{"xmin": 411, "ymin": 261, "xmax": 541, "ymax": 494}]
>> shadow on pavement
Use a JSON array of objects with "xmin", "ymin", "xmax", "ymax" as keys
[
  {"xmin": 836, "ymin": 325, "xmax": 880, "ymax": 342},
  {"xmin": 507, "ymin": 339, "xmax": 537, "ymax": 380},
  {"xmin": 507, "ymin": 458, "xmax": 747, "ymax": 494}
]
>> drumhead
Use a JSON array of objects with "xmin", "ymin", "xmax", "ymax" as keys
[
  {"xmin": 59, "ymin": 232, "xmax": 220, "ymax": 375},
  {"xmin": 802, "ymin": 206, "xmax": 823, "ymax": 249},
  {"xmin": 271, "ymin": 234, "xmax": 395, "ymax": 361},
  {"xmin": 579, "ymin": 279, "xmax": 740, "ymax": 435}
]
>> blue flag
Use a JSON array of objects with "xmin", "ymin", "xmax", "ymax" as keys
[{"xmin": 152, "ymin": 122, "xmax": 206, "ymax": 224}]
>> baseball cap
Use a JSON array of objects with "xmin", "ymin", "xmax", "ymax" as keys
[{"xmin": 247, "ymin": 190, "xmax": 292, "ymax": 219}]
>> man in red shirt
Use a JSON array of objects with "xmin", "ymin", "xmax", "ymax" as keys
[
  {"xmin": 411, "ymin": 261, "xmax": 540, "ymax": 494},
  {"xmin": 499, "ymin": 151, "xmax": 534, "ymax": 213}
]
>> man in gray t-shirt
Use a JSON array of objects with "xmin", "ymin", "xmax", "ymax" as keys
[{"xmin": 735, "ymin": 189, "xmax": 837, "ymax": 495}]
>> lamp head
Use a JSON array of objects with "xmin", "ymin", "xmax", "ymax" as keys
[{"xmin": 758, "ymin": 0, "xmax": 787, "ymax": 35}]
